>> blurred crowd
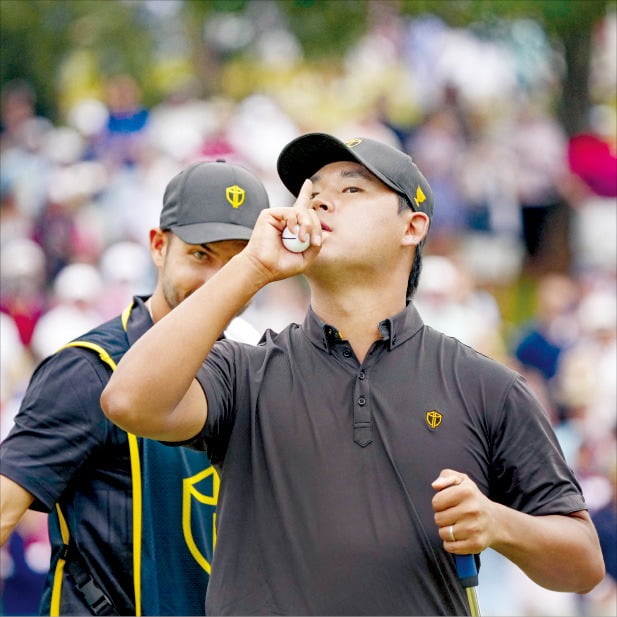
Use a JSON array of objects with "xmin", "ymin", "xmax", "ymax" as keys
[{"xmin": 1, "ymin": 7, "xmax": 616, "ymax": 616}]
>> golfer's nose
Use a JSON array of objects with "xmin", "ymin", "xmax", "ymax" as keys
[{"xmin": 308, "ymin": 191, "xmax": 333, "ymax": 213}]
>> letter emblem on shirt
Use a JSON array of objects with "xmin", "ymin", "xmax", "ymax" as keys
[
  {"xmin": 226, "ymin": 185, "xmax": 245, "ymax": 208},
  {"xmin": 425, "ymin": 410, "xmax": 442, "ymax": 429}
]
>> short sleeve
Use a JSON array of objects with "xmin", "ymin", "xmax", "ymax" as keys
[
  {"xmin": 0, "ymin": 348, "xmax": 111, "ymax": 511},
  {"xmin": 489, "ymin": 375, "xmax": 586, "ymax": 515},
  {"xmin": 188, "ymin": 339, "xmax": 241, "ymax": 463}
]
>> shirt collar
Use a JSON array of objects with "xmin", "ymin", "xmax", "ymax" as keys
[
  {"xmin": 125, "ymin": 295, "xmax": 153, "ymax": 346},
  {"xmin": 124, "ymin": 295, "xmax": 232, "ymax": 346},
  {"xmin": 302, "ymin": 302, "xmax": 425, "ymax": 353}
]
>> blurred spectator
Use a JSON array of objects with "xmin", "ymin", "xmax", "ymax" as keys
[
  {"xmin": 335, "ymin": 104, "xmax": 405, "ymax": 150},
  {"xmin": 457, "ymin": 113, "xmax": 520, "ymax": 236},
  {"xmin": 512, "ymin": 273, "xmax": 580, "ymax": 387},
  {"xmin": 568, "ymin": 104, "xmax": 617, "ymax": 199},
  {"xmin": 510, "ymin": 273, "xmax": 585, "ymax": 439},
  {"xmin": 32, "ymin": 198, "xmax": 79, "ymax": 284},
  {"xmin": 225, "ymin": 94, "xmax": 301, "ymax": 205},
  {"xmin": 30, "ymin": 126, "xmax": 102, "ymax": 282},
  {"xmin": 589, "ymin": 459, "xmax": 617, "ymax": 610},
  {"xmin": 66, "ymin": 98, "xmax": 109, "ymax": 144},
  {"xmin": 1, "ymin": 80, "xmax": 54, "ymax": 230},
  {"xmin": 242, "ymin": 276, "xmax": 310, "ymax": 335},
  {"xmin": 0, "ymin": 510, "xmax": 49, "ymax": 616},
  {"xmin": 509, "ymin": 100, "xmax": 570, "ymax": 273},
  {"xmin": 0, "ymin": 238, "xmax": 47, "ymax": 347},
  {"xmin": 29, "ymin": 262, "xmax": 104, "ymax": 362},
  {"xmin": 414, "ymin": 254, "xmax": 506, "ymax": 361},
  {"xmin": 566, "ymin": 104, "xmax": 617, "ymax": 276},
  {"xmin": 405, "ymin": 105, "xmax": 470, "ymax": 246},
  {"xmin": 90, "ymin": 74, "xmax": 150, "ymax": 170},
  {"xmin": 1, "ymin": 79, "xmax": 45, "ymax": 151},
  {"xmin": 555, "ymin": 289, "xmax": 617, "ymax": 444},
  {"xmin": 98, "ymin": 240, "xmax": 154, "ymax": 320},
  {"xmin": 0, "ymin": 312, "xmax": 32, "ymax": 417},
  {"xmin": 574, "ymin": 443, "xmax": 617, "ymax": 617},
  {"xmin": 148, "ymin": 84, "xmax": 237, "ymax": 165}
]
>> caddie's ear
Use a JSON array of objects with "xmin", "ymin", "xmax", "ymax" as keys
[
  {"xmin": 149, "ymin": 228, "xmax": 169, "ymax": 267},
  {"xmin": 401, "ymin": 211, "xmax": 430, "ymax": 248}
]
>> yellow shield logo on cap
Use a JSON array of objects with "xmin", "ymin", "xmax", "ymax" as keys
[
  {"xmin": 425, "ymin": 410, "xmax": 442, "ymax": 429},
  {"xmin": 226, "ymin": 185, "xmax": 245, "ymax": 209},
  {"xmin": 345, "ymin": 138, "xmax": 362, "ymax": 148},
  {"xmin": 414, "ymin": 186, "xmax": 426, "ymax": 210}
]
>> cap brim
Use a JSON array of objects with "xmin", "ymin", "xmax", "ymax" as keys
[
  {"xmin": 170, "ymin": 222, "xmax": 253, "ymax": 245},
  {"xmin": 278, "ymin": 132, "xmax": 434, "ymax": 218},
  {"xmin": 277, "ymin": 133, "xmax": 366, "ymax": 197}
]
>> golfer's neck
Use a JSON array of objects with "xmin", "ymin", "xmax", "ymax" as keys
[{"xmin": 309, "ymin": 283, "xmax": 406, "ymax": 362}]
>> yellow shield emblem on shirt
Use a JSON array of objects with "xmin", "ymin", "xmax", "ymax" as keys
[
  {"xmin": 182, "ymin": 466, "xmax": 220, "ymax": 574},
  {"xmin": 425, "ymin": 410, "xmax": 443, "ymax": 429}
]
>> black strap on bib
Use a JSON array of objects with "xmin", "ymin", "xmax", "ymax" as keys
[{"xmin": 62, "ymin": 544, "xmax": 120, "ymax": 616}]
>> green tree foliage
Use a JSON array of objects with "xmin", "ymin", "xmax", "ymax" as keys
[
  {"xmin": 274, "ymin": 0, "xmax": 613, "ymax": 134},
  {"xmin": 1, "ymin": 0, "xmax": 612, "ymax": 132},
  {"xmin": 393, "ymin": 0, "xmax": 612, "ymax": 133},
  {"xmin": 1, "ymin": 0, "xmax": 155, "ymax": 121},
  {"xmin": 265, "ymin": 0, "xmax": 369, "ymax": 58},
  {"xmin": 185, "ymin": 0, "xmax": 369, "ymax": 58}
]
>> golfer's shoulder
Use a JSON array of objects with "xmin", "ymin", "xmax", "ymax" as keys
[
  {"xmin": 255, "ymin": 322, "xmax": 303, "ymax": 348},
  {"xmin": 423, "ymin": 324, "xmax": 518, "ymax": 384}
]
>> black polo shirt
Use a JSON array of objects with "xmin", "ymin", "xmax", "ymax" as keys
[{"xmin": 193, "ymin": 302, "xmax": 585, "ymax": 616}]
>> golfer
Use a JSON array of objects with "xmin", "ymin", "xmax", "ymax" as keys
[{"xmin": 101, "ymin": 133, "xmax": 604, "ymax": 615}]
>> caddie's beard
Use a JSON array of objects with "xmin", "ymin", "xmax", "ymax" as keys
[{"xmin": 162, "ymin": 283, "xmax": 183, "ymax": 311}]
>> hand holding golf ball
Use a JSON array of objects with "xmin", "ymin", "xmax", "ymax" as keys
[{"xmin": 281, "ymin": 225, "xmax": 311, "ymax": 253}]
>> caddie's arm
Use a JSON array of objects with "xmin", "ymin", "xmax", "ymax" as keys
[
  {"xmin": 0, "ymin": 475, "xmax": 35, "ymax": 546},
  {"xmin": 101, "ymin": 180, "xmax": 321, "ymax": 442}
]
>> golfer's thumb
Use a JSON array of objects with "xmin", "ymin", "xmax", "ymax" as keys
[{"xmin": 431, "ymin": 469, "xmax": 463, "ymax": 491}]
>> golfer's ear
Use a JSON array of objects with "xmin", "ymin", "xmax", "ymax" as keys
[{"xmin": 401, "ymin": 211, "xmax": 429, "ymax": 247}]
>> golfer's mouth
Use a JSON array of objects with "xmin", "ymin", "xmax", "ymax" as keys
[{"xmin": 321, "ymin": 223, "xmax": 332, "ymax": 232}]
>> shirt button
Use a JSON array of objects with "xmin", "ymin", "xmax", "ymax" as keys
[
  {"xmin": 358, "ymin": 396, "xmax": 366, "ymax": 406},
  {"xmin": 358, "ymin": 371, "xmax": 366, "ymax": 380},
  {"xmin": 343, "ymin": 348, "xmax": 352, "ymax": 357}
]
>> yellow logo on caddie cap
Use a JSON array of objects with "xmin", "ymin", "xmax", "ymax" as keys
[
  {"xmin": 413, "ymin": 186, "xmax": 426, "ymax": 210},
  {"xmin": 226, "ymin": 185, "xmax": 245, "ymax": 209},
  {"xmin": 425, "ymin": 410, "xmax": 442, "ymax": 429},
  {"xmin": 345, "ymin": 138, "xmax": 362, "ymax": 148}
]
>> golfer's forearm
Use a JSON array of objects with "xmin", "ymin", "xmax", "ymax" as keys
[
  {"xmin": 492, "ymin": 505, "xmax": 604, "ymax": 592},
  {"xmin": 102, "ymin": 253, "xmax": 270, "ymax": 437}
]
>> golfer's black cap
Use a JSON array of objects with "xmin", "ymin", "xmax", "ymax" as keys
[
  {"xmin": 160, "ymin": 160, "xmax": 270, "ymax": 244},
  {"xmin": 277, "ymin": 133, "xmax": 433, "ymax": 217}
]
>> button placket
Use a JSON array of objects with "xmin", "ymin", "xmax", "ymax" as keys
[{"xmin": 353, "ymin": 368, "xmax": 372, "ymax": 447}]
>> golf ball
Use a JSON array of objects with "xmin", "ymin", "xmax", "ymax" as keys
[{"xmin": 281, "ymin": 230, "xmax": 311, "ymax": 253}]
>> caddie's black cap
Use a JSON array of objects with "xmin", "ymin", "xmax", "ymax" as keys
[
  {"xmin": 160, "ymin": 160, "xmax": 270, "ymax": 244},
  {"xmin": 277, "ymin": 133, "xmax": 433, "ymax": 217}
]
